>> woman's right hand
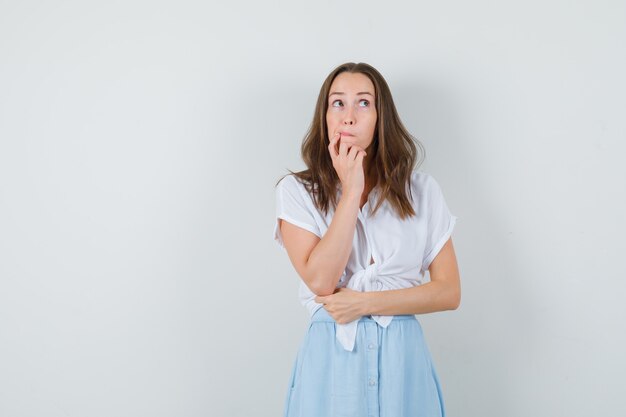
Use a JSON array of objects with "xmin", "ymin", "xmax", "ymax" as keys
[{"xmin": 328, "ymin": 132, "xmax": 367, "ymax": 196}]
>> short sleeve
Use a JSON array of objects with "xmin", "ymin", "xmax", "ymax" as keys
[
  {"xmin": 421, "ymin": 175, "xmax": 458, "ymax": 272},
  {"xmin": 273, "ymin": 175, "xmax": 322, "ymax": 250}
]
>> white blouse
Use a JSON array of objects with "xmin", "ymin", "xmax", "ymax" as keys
[{"xmin": 273, "ymin": 170, "xmax": 458, "ymax": 352}]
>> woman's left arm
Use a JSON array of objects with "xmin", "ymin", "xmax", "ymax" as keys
[
  {"xmin": 314, "ymin": 237, "xmax": 460, "ymax": 323},
  {"xmin": 362, "ymin": 237, "xmax": 461, "ymax": 316}
]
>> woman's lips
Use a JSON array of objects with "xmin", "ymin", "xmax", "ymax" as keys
[{"xmin": 339, "ymin": 131, "xmax": 355, "ymax": 137}]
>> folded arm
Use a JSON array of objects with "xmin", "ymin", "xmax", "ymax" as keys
[
  {"xmin": 279, "ymin": 191, "xmax": 362, "ymax": 296},
  {"xmin": 361, "ymin": 237, "xmax": 461, "ymax": 316}
]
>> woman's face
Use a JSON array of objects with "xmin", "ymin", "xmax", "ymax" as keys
[{"xmin": 326, "ymin": 72, "xmax": 377, "ymax": 152}]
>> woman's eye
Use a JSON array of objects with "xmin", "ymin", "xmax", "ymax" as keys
[{"xmin": 330, "ymin": 99, "xmax": 369, "ymax": 108}]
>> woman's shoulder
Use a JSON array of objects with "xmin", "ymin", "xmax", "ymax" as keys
[
  {"xmin": 276, "ymin": 173, "xmax": 318, "ymax": 202},
  {"xmin": 409, "ymin": 169, "xmax": 438, "ymax": 192},
  {"xmin": 409, "ymin": 169, "xmax": 454, "ymax": 214},
  {"xmin": 277, "ymin": 173, "xmax": 306, "ymax": 191}
]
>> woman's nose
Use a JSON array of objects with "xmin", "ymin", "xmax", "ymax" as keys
[{"xmin": 343, "ymin": 107, "xmax": 355, "ymax": 125}]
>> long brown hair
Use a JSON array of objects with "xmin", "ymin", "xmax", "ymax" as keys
[{"xmin": 276, "ymin": 62, "xmax": 426, "ymax": 220}]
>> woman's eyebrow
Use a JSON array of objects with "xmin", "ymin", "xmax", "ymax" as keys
[{"xmin": 329, "ymin": 92, "xmax": 374, "ymax": 97}]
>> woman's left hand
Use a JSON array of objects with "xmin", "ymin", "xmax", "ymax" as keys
[{"xmin": 314, "ymin": 287, "xmax": 368, "ymax": 324}]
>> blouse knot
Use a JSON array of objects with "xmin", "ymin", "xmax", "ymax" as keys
[{"xmin": 346, "ymin": 262, "xmax": 381, "ymax": 292}]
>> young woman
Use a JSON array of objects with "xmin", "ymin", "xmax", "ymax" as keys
[{"xmin": 273, "ymin": 62, "xmax": 460, "ymax": 417}]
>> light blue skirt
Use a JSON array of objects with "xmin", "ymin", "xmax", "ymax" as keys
[{"xmin": 283, "ymin": 306, "xmax": 446, "ymax": 417}]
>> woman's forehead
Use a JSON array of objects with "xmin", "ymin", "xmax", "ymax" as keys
[{"xmin": 329, "ymin": 72, "xmax": 375, "ymax": 95}]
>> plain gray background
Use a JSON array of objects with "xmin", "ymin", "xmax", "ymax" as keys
[{"xmin": 1, "ymin": 1, "xmax": 625, "ymax": 416}]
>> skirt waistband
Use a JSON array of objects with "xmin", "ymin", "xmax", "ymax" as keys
[{"xmin": 311, "ymin": 306, "xmax": 417, "ymax": 323}]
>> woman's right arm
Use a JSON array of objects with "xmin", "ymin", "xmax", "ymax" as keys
[
  {"xmin": 280, "ymin": 132, "xmax": 366, "ymax": 296},
  {"xmin": 280, "ymin": 189, "xmax": 361, "ymax": 296}
]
